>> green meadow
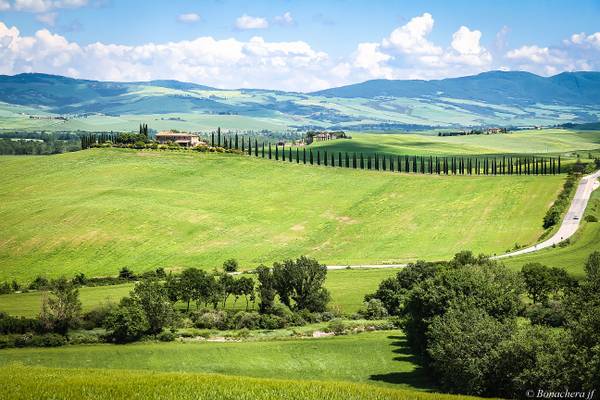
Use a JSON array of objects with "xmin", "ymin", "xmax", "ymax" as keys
[
  {"xmin": 0, "ymin": 268, "xmax": 400, "ymax": 317},
  {"xmin": 0, "ymin": 332, "xmax": 431, "ymax": 389},
  {"xmin": 0, "ymin": 364, "xmax": 476, "ymax": 400},
  {"xmin": 306, "ymin": 130, "xmax": 600, "ymax": 156},
  {"xmin": 0, "ymin": 148, "xmax": 563, "ymax": 282},
  {"xmin": 503, "ymin": 189, "xmax": 600, "ymax": 278}
]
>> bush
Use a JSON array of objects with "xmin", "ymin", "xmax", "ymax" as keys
[
  {"xmin": 525, "ymin": 302, "xmax": 566, "ymax": 327},
  {"xmin": 191, "ymin": 310, "xmax": 229, "ymax": 330},
  {"xmin": 233, "ymin": 311, "xmax": 261, "ymax": 330},
  {"xmin": 326, "ymin": 319, "xmax": 347, "ymax": 335},
  {"xmin": 0, "ymin": 312, "xmax": 43, "ymax": 334},
  {"xmin": 105, "ymin": 298, "xmax": 150, "ymax": 343},
  {"xmin": 82, "ymin": 303, "xmax": 115, "ymax": 330},
  {"xmin": 223, "ymin": 259, "xmax": 239, "ymax": 273},
  {"xmin": 584, "ymin": 215, "xmax": 598, "ymax": 222},
  {"xmin": 14, "ymin": 333, "xmax": 67, "ymax": 348},
  {"xmin": 259, "ymin": 314, "xmax": 285, "ymax": 330},
  {"xmin": 68, "ymin": 331, "xmax": 103, "ymax": 345},
  {"xmin": 157, "ymin": 330, "xmax": 176, "ymax": 342},
  {"xmin": 28, "ymin": 275, "xmax": 50, "ymax": 290},
  {"xmin": 360, "ymin": 299, "xmax": 388, "ymax": 319}
]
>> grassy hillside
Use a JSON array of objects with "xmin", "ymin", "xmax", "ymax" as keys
[
  {"xmin": 503, "ymin": 189, "xmax": 600, "ymax": 278},
  {"xmin": 0, "ymin": 268, "xmax": 400, "ymax": 317},
  {"xmin": 0, "ymin": 332, "xmax": 429, "ymax": 389},
  {"xmin": 0, "ymin": 149, "xmax": 562, "ymax": 282},
  {"xmin": 0, "ymin": 364, "xmax": 476, "ymax": 400},
  {"xmin": 307, "ymin": 130, "xmax": 600, "ymax": 156}
]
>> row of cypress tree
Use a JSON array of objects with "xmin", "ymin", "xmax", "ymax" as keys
[{"xmin": 215, "ymin": 132, "xmax": 562, "ymax": 175}]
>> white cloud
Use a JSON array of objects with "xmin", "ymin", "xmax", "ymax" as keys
[
  {"xmin": 0, "ymin": 0, "xmax": 10, "ymax": 10},
  {"xmin": 36, "ymin": 12, "xmax": 58, "ymax": 26},
  {"xmin": 235, "ymin": 14, "xmax": 268, "ymax": 30},
  {"xmin": 177, "ymin": 13, "xmax": 200, "ymax": 23},
  {"xmin": 383, "ymin": 13, "xmax": 441, "ymax": 56},
  {"xmin": 13, "ymin": 0, "xmax": 88, "ymax": 12},
  {"xmin": 0, "ymin": 21, "xmax": 337, "ymax": 91},
  {"xmin": 353, "ymin": 42, "xmax": 394, "ymax": 78},
  {"xmin": 274, "ymin": 11, "xmax": 294, "ymax": 26}
]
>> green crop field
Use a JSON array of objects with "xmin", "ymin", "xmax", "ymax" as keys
[
  {"xmin": 502, "ymin": 189, "xmax": 600, "ymax": 278},
  {"xmin": 305, "ymin": 130, "xmax": 600, "ymax": 156},
  {"xmin": 0, "ymin": 268, "xmax": 400, "ymax": 317},
  {"xmin": 0, "ymin": 331, "xmax": 431, "ymax": 389},
  {"xmin": 0, "ymin": 364, "xmax": 477, "ymax": 400},
  {"xmin": 0, "ymin": 148, "xmax": 563, "ymax": 282}
]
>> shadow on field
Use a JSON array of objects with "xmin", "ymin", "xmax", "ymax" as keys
[{"xmin": 369, "ymin": 335, "xmax": 434, "ymax": 390}]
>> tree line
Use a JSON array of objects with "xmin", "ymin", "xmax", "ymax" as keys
[
  {"xmin": 209, "ymin": 129, "xmax": 562, "ymax": 175},
  {"xmin": 365, "ymin": 250, "xmax": 600, "ymax": 397}
]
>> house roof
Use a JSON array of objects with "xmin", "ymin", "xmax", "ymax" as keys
[{"xmin": 156, "ymin": 131, "xmax": 199, "ymax": 137}]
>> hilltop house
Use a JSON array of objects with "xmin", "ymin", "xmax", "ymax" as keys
[{"xmin": 155, "ymin": 131, "xmax": 202, "ymax": 147}]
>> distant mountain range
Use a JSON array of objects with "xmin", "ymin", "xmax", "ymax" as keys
[{"xmin": 1, "ymin": 71, "xmax": 599, "ymax": 130}]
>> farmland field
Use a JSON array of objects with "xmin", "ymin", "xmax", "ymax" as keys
[
  {"xmin": 0, "ymin": 149, "xmax": 563, "ymax": 282},
  {"xmin": 0, "ymin": 331, "xmax": 430, "ymax": 389},
  {"xmin": 0, "ymin": 364, "xmax": 476, "ymax": 400},
  {"xmin": 0, "ymin": 268, "xmax": 401, "ymax": 317},
  {"xmin": 305, "ymin": 130, "xmax": 600, "ymax": 156}
]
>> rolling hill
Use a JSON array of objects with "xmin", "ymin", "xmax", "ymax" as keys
[{"xmin": 0, "ymin": 71, "xmax": 599, "ymax": 131}]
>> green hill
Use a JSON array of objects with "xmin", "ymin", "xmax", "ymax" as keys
[
  {"xmin": 0, "ymin": 149, "xmax": 562, "ymax": 282},
  {"xmin": 1, "ymin": 71, "xmax": 600, "ymax": 131}
]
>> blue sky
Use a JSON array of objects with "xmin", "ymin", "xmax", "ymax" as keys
[{"xmin": 1, "ymin": 0, "xmax": 599, "ymax": 91}]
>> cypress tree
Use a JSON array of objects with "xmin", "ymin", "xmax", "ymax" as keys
[
  {"xmin": 217, "ymin": 127, "xmax": 221, "ymax": 147},
  {"xmin": 235, "ymin": 134, "xmax": 239, "ymax": 149},
  {"xmin": 331, "ymin": 152, "xmax": 335, "ymax": 167},
  {"xmin": 405, "ymin": 156, "xmax": 409, "ymax": 173},
  {"xmin": 367, "ymin": 156, "xmax": 371, "ymax": 170},
  {"xmin": 303, "ymin": 148, "xmax": 306, "ymax": 164},
  {"xmin": 353, "ymin": 153, "xmax": 357, "ymax": 169},
  {"xmin": 296, "ymin": 148, "xmax": 300, "ymax": 163},
  {"xmin": 262, "ymin": 143, "xmax": 265, "ymax": 158},
  {"xmin": 269, "ymin": 144, "xmax": 272, "ymax": 159},
  {"xmin": 241, "ymin": 137, "xmax": 245, "ymax": 152},
  {"xmin": 288, "ymin": 146, "xmax": 291, "ymax": 162},
  {"xmin": 361, "ymin": 153, "xmax": 365, "ymax": 169},
  {"xmin": 374, "ymin": 154, "xmax": 379, "ymax": 171},
  {"xmin": 310, "ymin": 149, "xmax": 314, "ymax": 165},
  {"xmin": 345, "ymin": 152, "xmax": 350, "ymax": 168},
  {"xmin": 390, "ymin": 156, "xmax": 394, "ymax": 172},
  {"xmin": 382, "ymin": 155, "xmax": 387, "ymax": 171},
  {"xmin": 211, "ymin": 132, "xmax": 215, "ymax": 147},
  {"xmin": 398, "ymin": 155, "xmax": 402, "ymax": 173},
  {"xmin": 317, "ymin": 151, "xmax": 321, "ymax": 165},
  {"xmin": 275, "ymin": 145, "xmax": 279, "ymax": 161},
  {"xmin": 338, "ymin": 152, "xmax": 342, "ymax": 167},
  {"xmin": 324, "ymin": 151, "xmax": 328, "ymax": 166}
]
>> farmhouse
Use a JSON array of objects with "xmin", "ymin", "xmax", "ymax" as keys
[{"xmin": 155, "ymin": 131, "xmax": 202, "ymax": 147}]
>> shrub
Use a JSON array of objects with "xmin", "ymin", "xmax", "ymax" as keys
[
  {"xmin": 68, "ymin": 331, "xmax": 102, "ymax": 345},
  {"xmin": 0, "ymin": 312, "xmax": 43, "ymax": 334},
  {"xmin": 105, "ymin": 298, "xmax": 150, "ymax": 343},
  {"xmin": 326, "ymin": 319, "xmax": 347, "ymax": 335},
  {"xmin": 82, "ymin": 303, "xmax": 115, "ymax": 330},
  {"xmin": 259, "ymin": 314, "xmax": 285, "ymax": 330},
  {"xmin": 525, "ymin": 302, "xmax": 566, "ymax": 327},
  {"xmin": 584, "ymin": 215, "xmax": 598, "ymax": 222},
  {"xmin": 191, "ymin": 310, "xmax": 228, "ymax": 330},
  {"xmin": 28, "ymin": 276, "xmax": 50, "ymax": 290},
  {"xmin": 14, "ymin": 333, "xmax": 67, "ymax": 348},
  {"xmin": 360, "ymin": 299, "xmax": 388, "ymax": 320},
  {"xmin": 157, "ymin": 330, "xmax": 176, "ymax": 342},
  {"xmin": 233, "ymin": 311, "xmax": 261, "ymax": 330},
  {"xmin": 223, "ymin": 259, "xmax": 239, "ymax": 273}
]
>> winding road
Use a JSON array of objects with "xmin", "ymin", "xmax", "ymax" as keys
[{"xmin": 326, "ymin": 169, "xmax": 600, "ymax": 270}]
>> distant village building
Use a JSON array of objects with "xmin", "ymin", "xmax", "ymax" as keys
[{"xmin": 155, "ymin": 131, "xmax": 202, "ymax": 147}]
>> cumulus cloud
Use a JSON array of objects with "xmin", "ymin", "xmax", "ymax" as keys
[
  {"xmin": 177, "ymin": 13, "xmax": 200, "ymax": 23},
  {"xmin": 383, "ymin": 13, "xmax": 441, "ymax": 55},
  {"xmin": 235, "ymin": 14, "xmax": 268, "ymax": 30},
  {"xmin": 352, "ymin": 42, "xmax": 394, "ymax": 78},
  {"xmin": 0, "ymin": 0, "xmax": 10, "ymax": 10},
  {"xmin": 274, "ymin": 11, "xmax": 294, "ymax": 26},
  {"xmin": 0, "ymin": 21, "xmax": 337, "ymax": 91}
]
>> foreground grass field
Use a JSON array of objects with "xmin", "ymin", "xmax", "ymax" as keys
[
  {"xmin": 0, "ymin": 331, "xmax": 430, "ymax": 389},
  {"xmin": 0, "ymin": 268, "xmax": 400, "ymax": 317},
  {"xmin": 503, "ymin": 189, "xmax": 600, "ymax": 278},
  {"xmin": 0, "ymin": 364, "xmax": 476, "ymax": 400},
  {"xmin": 307, "ymin": 130, "xmax": 600, "ymax": 156},
  {"xmin": 0, "ymin": 149, "xmax": 562, "ymax": 282}
]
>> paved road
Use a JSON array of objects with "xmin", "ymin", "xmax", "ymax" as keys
[
  {"xmin": 326, "ymin": 169, "xmax": 600, "ymax": 269},
  {"xmin": 494, "ymin": 169, "xmax": 600, "ymax": 260}
]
